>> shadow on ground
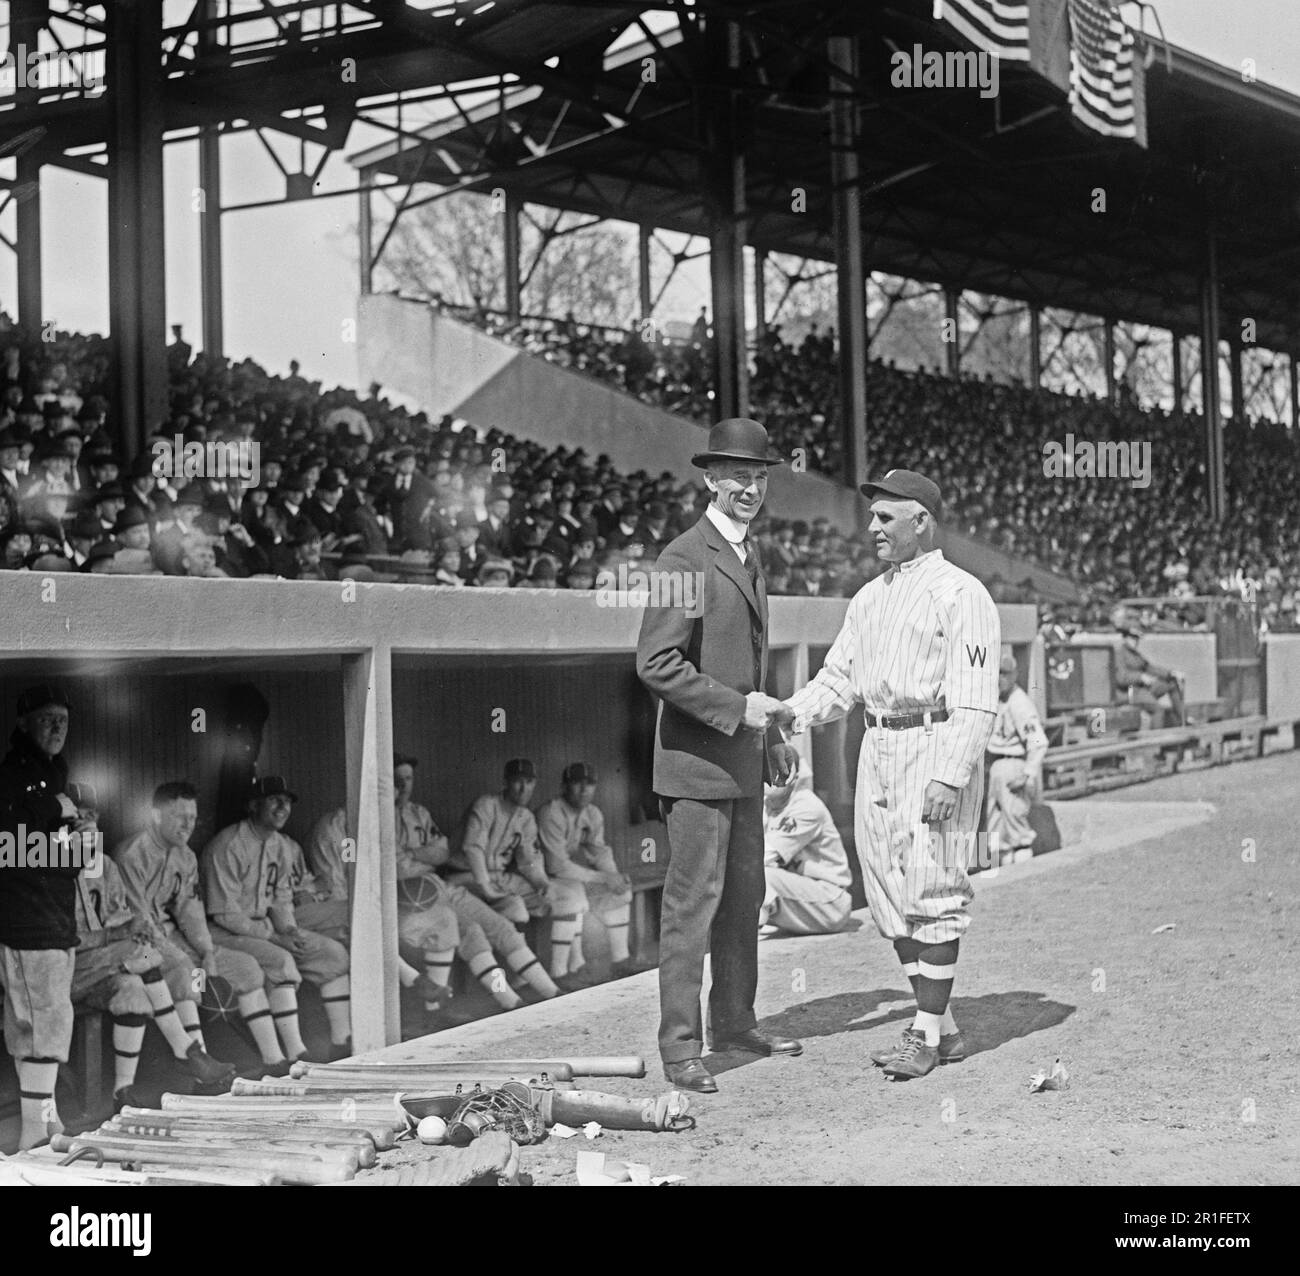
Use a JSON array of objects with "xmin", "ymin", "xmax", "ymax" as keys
[{"xmin": 708, "ymin": 988, "xmax": 1075, "ymax": 1075}]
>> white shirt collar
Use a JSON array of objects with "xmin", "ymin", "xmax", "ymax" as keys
[
  {"xmin": 705, "ymin": 503, "xmax": 750, "ymax": 562},
  {"xmin": 895, "ymin": 547, "xmax": 943, "ymax": 574}
]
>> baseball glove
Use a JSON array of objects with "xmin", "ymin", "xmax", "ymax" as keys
[{"xmin": 400, "ymin": 1082, "xmax": 547, "ymax": 1147}]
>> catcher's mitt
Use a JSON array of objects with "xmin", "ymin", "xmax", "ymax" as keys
[{"xmin": 400, "ymin": 1082, "xmax": 546, "ymax": 1147}]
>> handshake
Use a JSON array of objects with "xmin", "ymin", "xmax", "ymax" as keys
[{"xmin": 743, "ymin": 692, "xmax": 794, "ymax": 732}]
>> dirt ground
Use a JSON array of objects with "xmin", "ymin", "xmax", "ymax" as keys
[{"xmin": 371, "ymin": 750, "xmax": 1299, "ymax": 1186}]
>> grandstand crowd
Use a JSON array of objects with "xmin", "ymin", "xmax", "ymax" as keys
[{"xmin": 0, "ymin": 304, "xmax": 1292, "ymax": 629}]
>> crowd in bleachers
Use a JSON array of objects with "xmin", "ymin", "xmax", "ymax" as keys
[
  {"xmin": 1, "ymin": 302, "xmax": 1296, "ymax": 627},
  {"xmin": 466, "ymin": 308, "xmax": 1300, "ymax": 631}
]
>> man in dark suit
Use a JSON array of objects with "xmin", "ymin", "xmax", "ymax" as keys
[
  {"xmin": 376, "ymin": 447, "xmax": 438, "ymax": 553},
  {"xmin": 636, "ymin": 418, "xmax": 802, "ymax": 1093}
]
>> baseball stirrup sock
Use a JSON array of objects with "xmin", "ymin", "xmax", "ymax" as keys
[
  {"xmin": 268, "ymin": 983, "xmax": 307, "ymax": 1058},
  {"xmin": 548, "ymin": 914, "xmax": 582, "ymax": 977},
  {"xmin": 423, "ymin": 950, "xmax": 454, "ymax": 1009},
  {"xmin": 17, "ymin": 1058, "xmax": 61, "ymax": 1151},
  {"xmin": 603, "ymin": 904, "xmax": 632, "ymax": 963},
  {"xmin": 397, "ymin": 958, "xmax": 419, "ymax": 987},
  {"xmin": 238, "ymin": 990, "xmax": 284, "ymax": 1063},
  {"xmin": 913, "ymin": 939, "xmax": 960, "ymax": 1045},
  {"xmin": 468, "ymin": 950, "xmax": 521, "ymax": 1009},
  {"xmin": 176, "ymin": 998, "xmax": 206, "ymax": 1047},
  {"xmin": 893, "ymin": 937, "xmax": 923, "ymax": 998},
  {"xmin": 142, "ymin": 972, "xmax": 196, "ymax": 1058},
  {"xmin": 112, "ymin": 1015, "xmax": 148, "ymax": 1089},
  {"xmin": 508, "ymin": 946, "xmax": 558, "ymax": 998},
  {"xmin": 319, "ymin": 975, "xmax": 352, "ymax": 1043}
]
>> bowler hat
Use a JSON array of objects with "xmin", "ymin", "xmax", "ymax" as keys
[
  {"xmin": 114, "ymin": 505, "xmax": 150, "ymax": 534},
  {"xmin": 859, "ymin": 468, "xmax": 943, "ymax": 520},
  {"xmin": 691, "ymin": 418, "xmax": 782, "ymax": 469}
]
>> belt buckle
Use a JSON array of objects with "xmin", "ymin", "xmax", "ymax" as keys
[{"xmin": 922, "ymin": 709, "xmax": 934, "ymax": 734}]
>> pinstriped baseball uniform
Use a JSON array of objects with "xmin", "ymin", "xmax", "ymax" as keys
[{"xmin": 785, "ymin": 548, "xmax": 1000, "ymax": 945}]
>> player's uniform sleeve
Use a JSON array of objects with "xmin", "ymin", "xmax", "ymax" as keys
[
  {"xmin": 308, "ymin": 811, "xmax": 349, "ymax": 902},
  {"xmin": 763, "ymin": 799, "xmax": 820, "ymax": 868},
  {"xmin": 268, "ymin": 840, "xmax": 300, "ymax": 932},
  {"xmin": 457, "ymin": 797, "xmax": 493, "ymax": 882},
  {"xmin": 931, "ymin": 583, "xmax": 1001, "ymax": 789},
  {"xmin": 784, "ymin": 597, "xmax": 863, "ymax": 733},
  {"xmin": 585, "ymin": 807, "xmax": 619, "ymax": 876},
  {"xmin": 113, "ymin": 841, "xmax": 167, "ymax": 945},
  {"xmin": 202, "ymin": 833, "xmax": 259, "ymax": 935},
  {"xmin": 537, "ymin": 801, "xmax": 584, "ymax": 880},
  {"xmin": 635, "ymin": 543, "xmax": 747, "ymax": 736},
  {"xmin": 1012, "ymin": 693, "xmax": 1049, "ymax": 773},
  {"xmin": 101, "ymin": 858, "xmax": 138, "ymax": 932},
  {"xmin": 393, "ymin": 807, "xmax": 428, "ymax": 881},
  {"xmin": 513, "ymin": 812, "xmax": 548, "ymax": 884},
  {"xmin": 170, "ymin": 848, "xmax": 216, "ymax": 953}
]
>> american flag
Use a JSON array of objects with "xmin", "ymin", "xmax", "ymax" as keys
[
  {"xmin": 1066, "ymin": 0, "xmax": 1139, "ymax": 139},
  {"xmin": 932, "ymin": 1, "xmax": 1031, "ymax": 62}
]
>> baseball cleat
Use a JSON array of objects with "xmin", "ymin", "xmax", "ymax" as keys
[
  {"xmin": 881, "ymin": 1029, "xmax": 940, "ymax": 1079},
  {"xmin": 182, "ymin": 1041, "xmax": 237, "ymax": 1086},
  {"xmin": 871, "ymin": 1030, "xmax": 966, "ymax": 1067}
]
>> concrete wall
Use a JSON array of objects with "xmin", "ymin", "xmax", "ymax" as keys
[
  {"xmin": 358, "ymin": 295, "xmax": 1081, "ymax": 601},
  {"xmin": 1069, "ymin": 632, "xmax": 1218, "ymax": 706}
]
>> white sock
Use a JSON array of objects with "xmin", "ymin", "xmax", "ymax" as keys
[
  {"xmin": 549, "ymin": 915, "xmax": 582, "ymax": 977},
  {"xmin": 912, "ymin": 1010, "xmax": 942, "ymax": 1047},
  {"xmin": 112, "ymin": 1019, "xmax": 146, "ymax": 1090},
  {"xmin": 507, "ymin": 946, "xmax": 558, "ymax": 998},
  {"xmin": 142, "ymin": 974, "xmax": 196, "ymax": 1059},
  {"xmin": 17, "ymin": 1059, "xmax": 61, "ymax": 1150},
  {"xmin": 269, "ymin": 983, "xmax": 307, "ymax": 1058},
  {"xmin": 940, "ymin": 1006, "xmax": 958, "ymax": 1036},
  {"xmin": 423, "ymin": 951, "xmax": 454, "ymax": 1010},
  {"xmin": 603, "ymin": 906, "xmax": 631, "ymax": 963},
  {"xmin": 238, "ymin": 989, "xmax": 285, "ymax": 1064},
  {"xmin": 397, "ymin": 958, "xmax": 419, "ymax": 987},
  {"xmin": 469, "ymin": 951, "xmax": 521, "ymax": 1009},
  {"xmin": 319, "ymin": 975, "xmax": 352, "ymax": 1045},
  {"xmin": 176, "ymin": 999, "xmax": 206, "ymax": 1050}
]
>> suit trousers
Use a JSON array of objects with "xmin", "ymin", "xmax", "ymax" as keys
[{"xmin": 658, "ymin": 795, "xmax": 764, "ymax": 1064}]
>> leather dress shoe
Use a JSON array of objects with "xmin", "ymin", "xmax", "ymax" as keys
[
  {"xmin": 708, "ymin": 1028, "xmax": 803, "ymax": 1057},
  {"xmin": 663, "ymin": 1057, "xmax": 718, "ymax": 1093}
]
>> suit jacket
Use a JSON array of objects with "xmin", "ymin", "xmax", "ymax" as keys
[
  {"xmin": 376, "ymin": 473, "xmax": 436, "ymax": 552},
  {"xmin": 636, "ymin": 514, "xmax": 779, "ymax": 800}
]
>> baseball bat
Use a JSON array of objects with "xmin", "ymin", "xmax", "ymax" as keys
[
  {"xmin": 106, "ymin": 1116, "xmax": 378, "ymax": 1167},
  {"xmin": 159, "ymin": 1092, "xmax": 406, "ymax": 1128},
  {"xmin": 290, "ymin": 1061, "xmax": 574, "ymax": 1085},
  {"xmin": 51, "ymin": 1133, "xmax": 357, "ymax": 1185},
  {"xmin": 304, "ymin": 1055, "xmax": 644, "ymax": 1078},
  {"xmin": 231, "ymin": 1074, "xmax": 572, "ymax": 1097},
  {"xmin": 120, "ymin": 1105, "xmax": 397, "ymax": 1151},
  {"xmin": 13, "ymin": 1150, "xmax": 274, "ymax": 1187}
]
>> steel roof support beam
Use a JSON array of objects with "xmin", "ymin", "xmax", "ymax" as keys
[
  {"xmin": 828, "ymin": 33, "xmax": 867, "ymax": 498},
  {"xmin": 11, "ymin": 0, "xmax": 46, "ymax": 333},
  {"xmin": 1200, "ymin": 226, "xmax": 1225, "ymax": 521},
  {"xmin": 107, "ymin": 0, "xmax": 168, "ymax": 461}
]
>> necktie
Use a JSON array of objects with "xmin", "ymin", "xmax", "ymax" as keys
[{"xmin": 743, "ymin": 540, "xmax": 760, "ymax": 588}]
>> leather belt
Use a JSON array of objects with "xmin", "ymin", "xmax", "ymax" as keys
[{"xmin": 864, "ymin": 707, "xmax": 949, "ymax": 730}]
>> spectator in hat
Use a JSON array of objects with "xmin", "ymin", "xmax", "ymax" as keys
[
  {"xmin": 0, "ymin": 428, "xmax": 25, "ymax": 503},
  {"xmin": 152, "ymin": 484, "xmax": 206, "ymax": 576},
  {"xmin": 67, "ymin": 511, "xmax": 103, "ymax": 567},
  {"xmin": 289, "ymin": 526, "xmax": 328, "ymax": 582},
  {"xmin": 0, "ymin": 684, "xmax": 83, "ymax": 1148},
  {"xmin": 89, "ymin": 483, "xmax": 126, "ymax": 539},
  {"xmin": 275, "ymin": 472, "xmax": 308, "ymax": 534},
  {"xmin": 433, "ymin": 538, "xmax": 465, "ymax": 588},
  {"xmin": 304, "ymin": 468, "xmax": 352, "ymax": 549},
  {"xmin": 109, "ymin": 505, "xmax": 161, "ymax": 576},
  {"xmin": 476, "ymin": 556, "xmax": 514, "ymax": 589},
  {"xmin": 452, "ymin": 512, "xmax": 485, "ymax": 582},
  {"xmin": 124, "ymin": 454, "xmax": 165, "ymax": 521},
  {"xmin": 83, "ymin": 450, "xmax": 120, "ymax": 495},
  {"xmin": 565, "ymin": 560, "xmax": 598, "ymax": 591},
  {"xmin": 476, "ymin": 488, "xmax": 513, "ymax": 558},
  {"xmin": 594, "ymin": 484, "xmax": 624, "ymax": 540},
  {"xmin": 375, "ymin": 446, "xmax": 436, "ymax": 554},
  {"xmin": 637, "ymin": 501, "xmax": 673, "ymax": 555},
  {"xmin": 340, "ymin": 467, "xmax": 389, "ymax": 558},
  {"xmin": 603, "ymin": 501, "xmax": 642, "ymax": 551},
  {"xmin": 1, "ymin": 526, "xmax": 33, "ymax": 570},
  {"xmin": 522, "ymin": 557, "xmax": 558, "ymax": 589},
  {"xmin": 84, "ymin": 541, "xmax": 120, "ymax": 574}
]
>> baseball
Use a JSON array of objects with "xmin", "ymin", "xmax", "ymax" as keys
[{"xmin": 416, "ymin": 1115, "xmax": 448, "ymax": 1145}]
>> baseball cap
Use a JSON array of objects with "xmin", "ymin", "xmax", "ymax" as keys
[
  {"xmin": 562, "ymin": 762, "xmax": 597, "ymax": 785},
  {"xmin": 504, "ymin": 758, "xmax": 536, "ymax": 781},
  {"xmin": 859, "ymin": 469, "xmax": 943, "ymax": 519},
  {"xmin": 250, "ymin": 775, "xmax": 298, "ymax": 802},
  {"xmin": 17, "ymin": 684, "xmax": 70, "ymax": 716}
]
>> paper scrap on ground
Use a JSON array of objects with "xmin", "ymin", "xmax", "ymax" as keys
[
  {"xmin": 551, "ymin": 1124, "xmax": 580, "ymax": 1139},
  {"xmin": 576, "ymin": 1151, "xmax": 679, "ymax": 1186},
  {"xmin": 582, "ymin": 1122, "xmax": 603, "ymax": 1140},
  {"xmin": 1151, "ymin": 922, "xmax": 1176, "ymax": 934},
  {"xmin": 1029, "ymin": 1057, "xmax": 1070, "ymax": 1093}
]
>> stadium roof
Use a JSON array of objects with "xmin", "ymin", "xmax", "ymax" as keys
[{"xmin": 348, "ymin": 1, "xmax": 1300, "ymax": 355}]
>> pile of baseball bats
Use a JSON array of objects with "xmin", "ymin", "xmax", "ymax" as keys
[{"xmin": 18, "ymin": 1053, "xmax": 669, "ymax": 1186}]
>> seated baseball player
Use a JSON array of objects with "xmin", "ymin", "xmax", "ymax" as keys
[
  {"xmin": 115, "ymin": 780, "xmax": 300, "ymax": 1077},
  {"xmin": 985, "ymin": 652, "xmax": 1049, "ymax": 866},
  {"xmin": 392, "ymin": 755, "xmax": 558, "ymax": 1009},
  {"xmin": 201, "ymin": 776, "xmax": 352, "ymax": 1064},
  {"xmin": 68, "ymin": 783, "xmax": 235, "ymax": 1107},
  {"xmin": 760, "ymin": 761, "xmax": 854, "ymax": 936},
  {"xmin": 306, "ymin": 803, "xmax": 453, "ymax": 1027},
  {"xmin": 535, "ymin": 761, "xmax": 640, "ymax": 989},
  {"xmin": 446, "ymin": 758, "xmax": 556, "ymax": 930}
]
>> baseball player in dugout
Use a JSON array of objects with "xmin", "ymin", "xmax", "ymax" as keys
[
  {"xmin": 201, "ymin": 776, "xmax": 353, "ymax": 1063},
  {"xmin": 636, "ymin": 417, "xmax": 803, "ymax": 1095},
  {"xmin": 781, "ymin": 470, "xmax": 1001, "ymax": 1081},
  {"xmin": 985, "ymin": 651, "xmax": 1049, "ymax": 866}
]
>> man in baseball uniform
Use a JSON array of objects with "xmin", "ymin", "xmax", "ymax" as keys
[
  {"xmin": 536, "ymin": 762, "xmax": 642, "ymax": 988},
  {"xmin": 985, "ymin": 652, "xmax": 1049, "ymax": 866},
  {"xmin": 201, "ymin": 776, "xmax": 352, "ymax": 1063},
  {"xmin": 761, "ymin": 761, "xmax": 854, "ymax": 936},
  {"xmin": 447, "ymin": 759, "xmax": 555, "ymax": 928},
  {"xmin": 70, "ymin": 793, "xmax": 235, "ymax": 1106},
  {"xmin": 389, "ymin": 756, "xmax": 558, "ymax": 1008},
  {"xmin": 116, "ymin": 781, "xmax": 301, "ymax": 1076},
  {"xmin": 781, "ymin": 470, "xmax": 1000, "ymax": 1080}
]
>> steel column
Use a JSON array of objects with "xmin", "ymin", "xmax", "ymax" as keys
[
  {"xmin": 1229, "ymin": 331, "xmax": 1244, "ymax": 421},
  {"xmin": 638, "ymin": 223, "xmax": 652, "ymax": 323},
  {"xmin": 704, "ymin": 19, "xmax": 748, "ymax": 422},
  {"xmin": 1104, "ymin": 319, "xmax": 1116, "ymax": 404},
  {"xmin": 945, "ymin": 287, "xmax": 960, "ymax": 377},
  {"xmin": 12, "ymin": 0, "xmax": 43, "ymax": 333},
  {"xmin": 1200, "ymin": 229, "xmax": 1225, "ymax": 521},
  {"xmin": 1292, "ymin": 353, "xmax": 1299, "ymax": 429},
  {"xmin": 503, "ymin": 192, "xmax": 521, "ymax": 324},
  {"xmin": 198, "ymin": 127, "xmax": 224, "ymax": 358},
  {"xmin": 108, "ymin": 0, "xmax": 168, "ymax": 459},
  {"xmin": 358, "ymin": 168, "xmax": 374, "ymax": 295},
  {"xmin": 1172, "ymin": 332, "xmax": 1183, "ymax": 411}
]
